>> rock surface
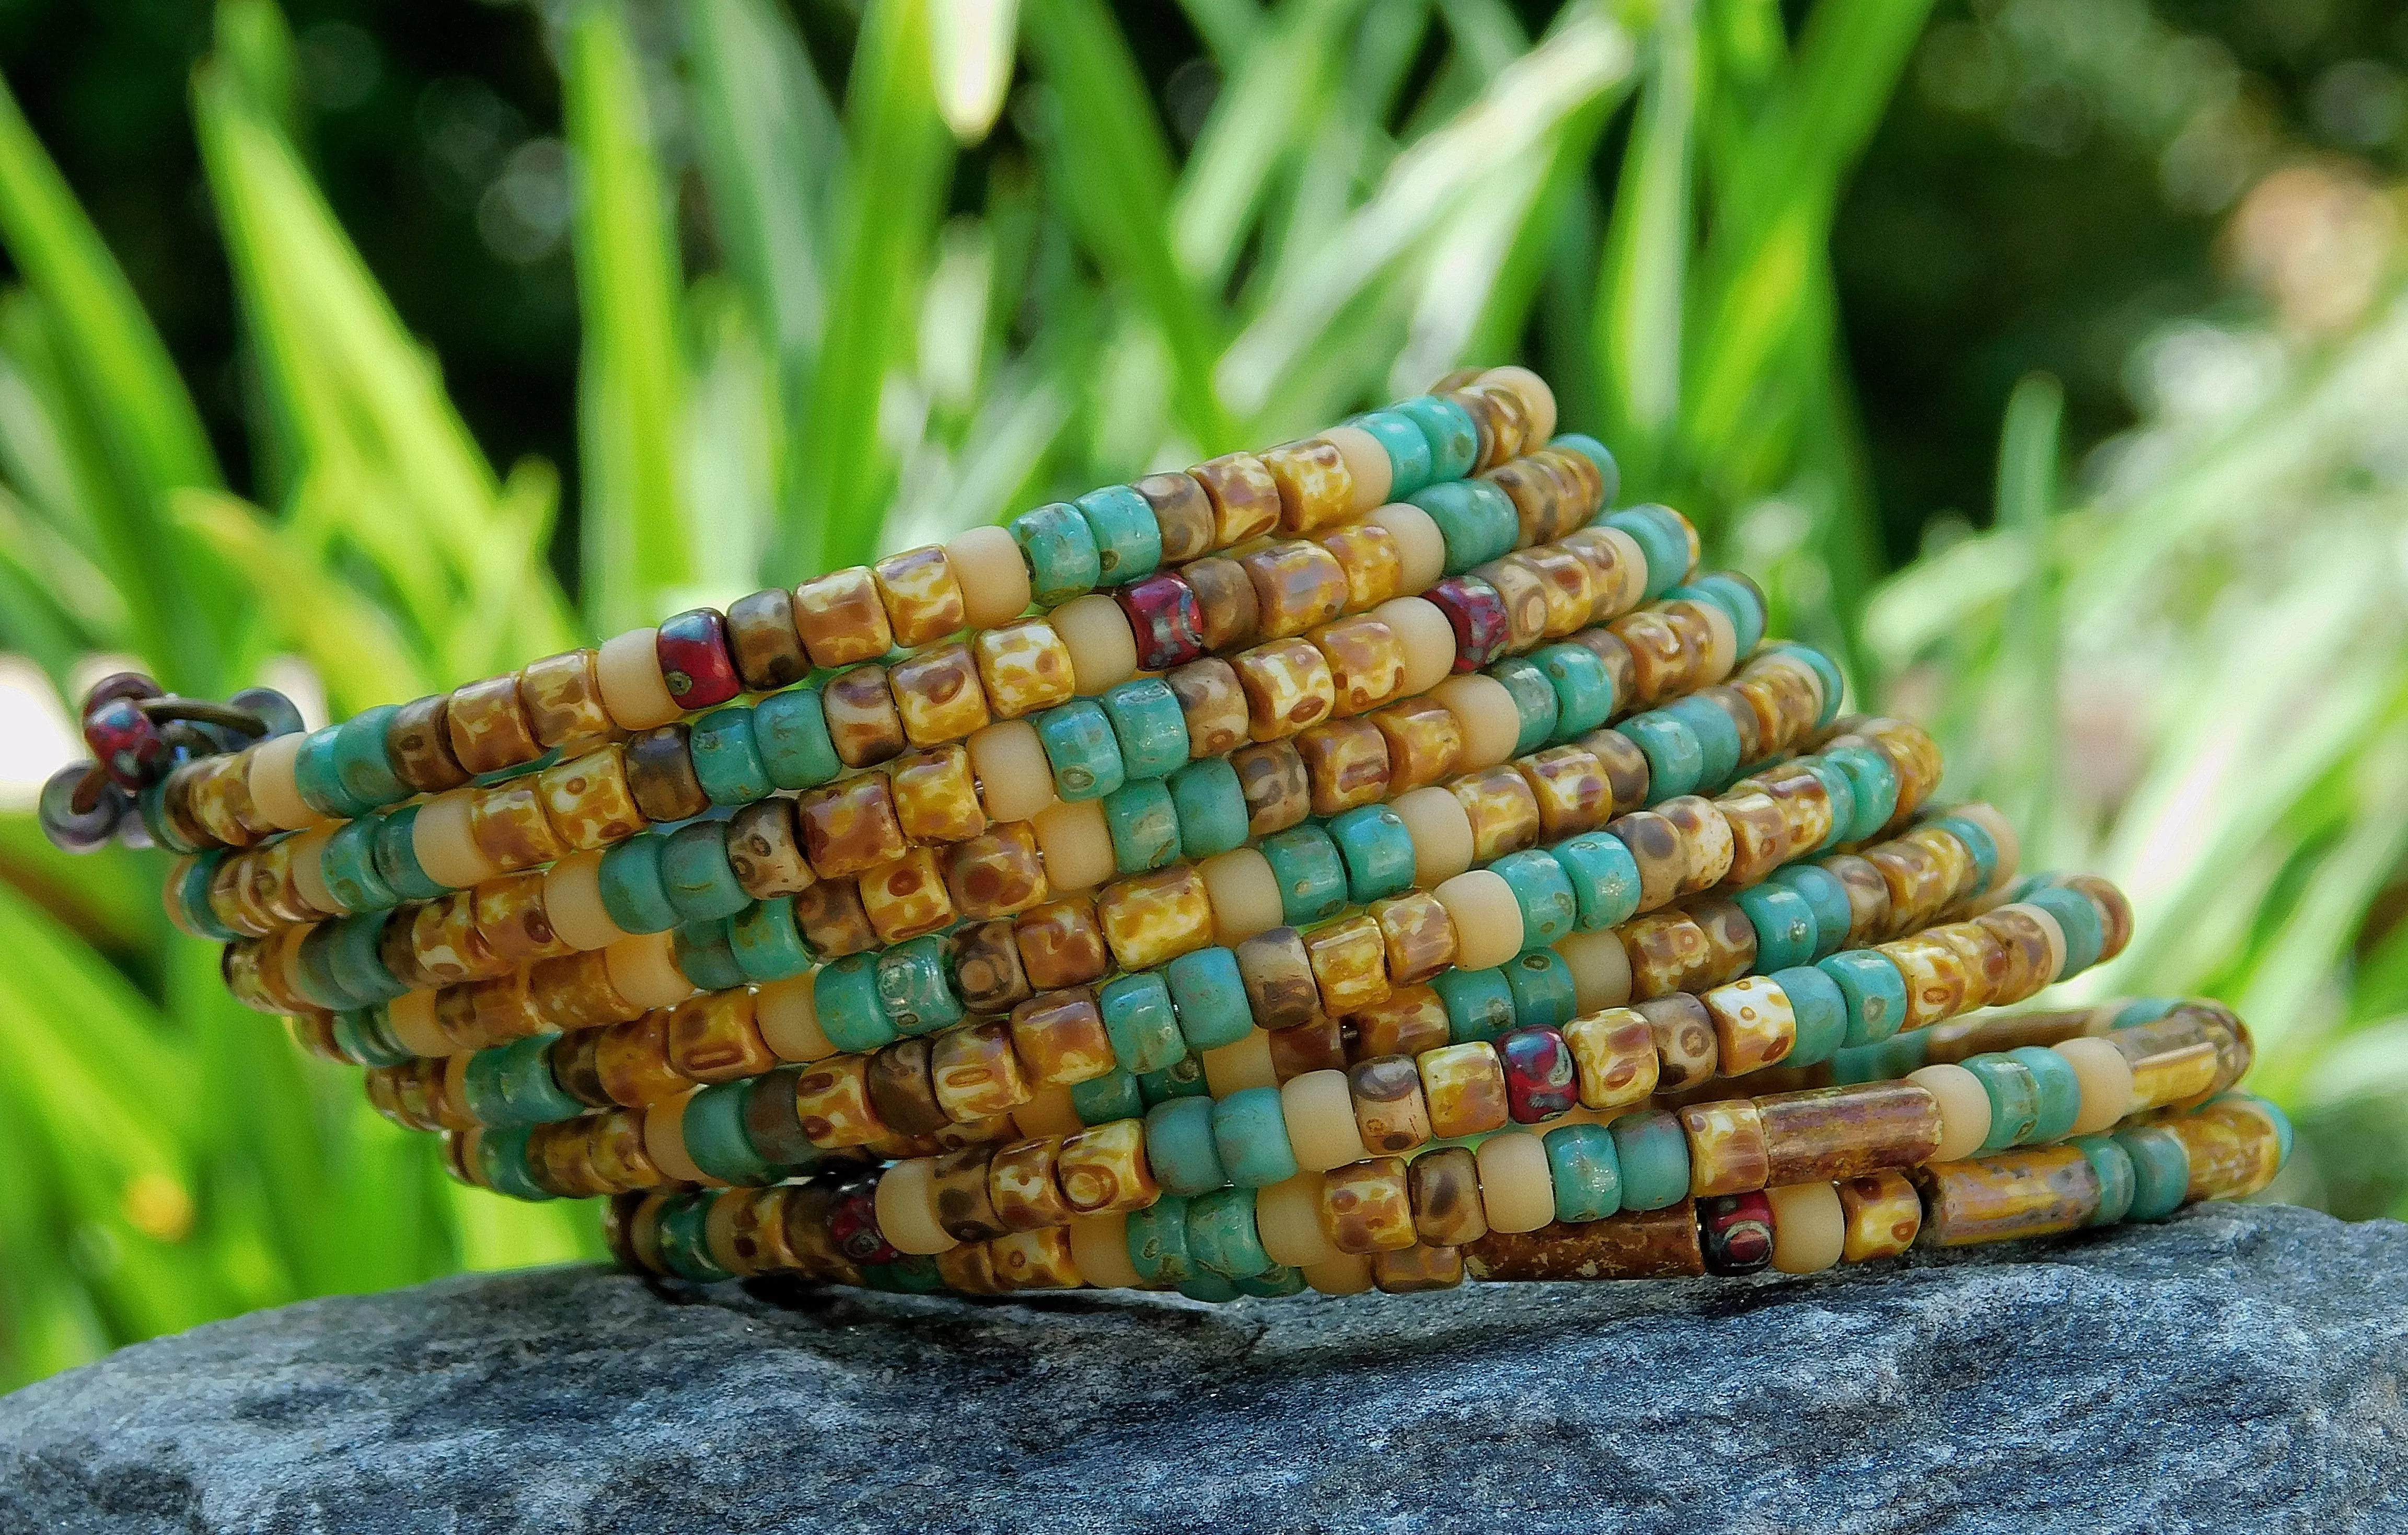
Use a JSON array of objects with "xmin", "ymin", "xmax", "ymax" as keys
[{"xmin": 1, "ymin": 1203, "xmax": 2403, "ymax": 1534}]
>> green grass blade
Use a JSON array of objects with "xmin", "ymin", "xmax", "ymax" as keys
[
  {"xmin": 1592, "ymin": 0, "xmax": 1696, "ymax": 487},
  {"xmin": 1993, "ymin": 372, "xmax": 2063, "ymax": 848}
]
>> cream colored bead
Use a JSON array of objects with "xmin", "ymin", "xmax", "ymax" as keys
[
  {"xmin": 875, "ymin": 1158, "xmax": 960, "ymax": 1256},
  {"xmin": 597, "ymin": 627, "xmax": 684, "ymax": 731},
  {"xmin": 1556, "ymin": 930, "xmax": 1634, "ymax": 1013},
  {"xmin": 1907, "ymin": 1063, "xmax": 1992, "ymax": 1161},
  {"xmin": 1367, "ymin": 503, "xmax": 1448, "ymax": 595},
  {"xmin": 967, "ymin": 720, "xmax": 1059, "ymax": 825},
  {"xmin": 643, "ymin": 1093, "xmax": 712, "ymax": 1185},
  {"xmin": 1374, "ymin": 596, "xmax": 1457, "ymax": 697},
  {"xmin": 411, "ymin": 791, "xmax": 501, "ymax": 891},
  {"xmin": 247, "ymin": 732, "xmax": 324, "ymax": 830},
  {"xmin": 756, "ymin": 972, "xmax": 836, "ymax": 1062},
  {"xmin": 2056, "ymin": 1036, "xmax": 2136, "ymax": 1136},
  {"xmin": 1955, "ymin": 804, "xmax": 2022, "ymax": 887},
  {"xmin": 1033, "ymin": 799, "xmax": 1116, "ymax": 894},
  {"xmin": 605, "ymin": 931, "xmax": 696, "ymax": 1012},
  {"xmin": 1476, "ymin": 1131, "xmax": 1556, "ymax": 1234},
  {"xmin": 1201, "ymin": 1028, "xmax": 1279, "ymax": 1096},
  {"xmin": 1690, "ymin": 597, "xmax": 1739, "ymax": 682},
  {"xmin": 948, "ymin": 524, "xmax": 1035, "ymax": 630},
  {"xmin": 1305, "ymin": 1252, "xmax": 1375, "ymax": 1295},
  {"xmin": 1199, "ymin": 848, "xmax": 1284, "ymax": 946},
  {"xmin": 1479, "ymin": 365, "xmax": 1557, "ymax": 442},
  {"xmin": 1390, "ymin": 787, "xmax": 1475, "ymax": 887},
  {"xmin": 1282, "ymin": 1069, "xmax": 1372, "ymax": 1171},
  {"xmin": 286, "ymin": 824, "xmax": 338, "ymax": 915},
  {"xmin": 385, "ymin": 988, "xmax": 448, "ymax": 1057},
  {"xmin": 544, "ymin": 850, "xmax": 632, "ymax": 953},
  {"xmin": 1321, "ymin": 424, "xmax": 1394, "ymax": 515},
  {"xmin": 1013, "ymin": 1086, "xmax": 1084, "ymax": 1139},
  {"xmin": 1068, "ymin": 1214, "xmax": 1142, "ymax": 1288},
  {"xmin": 1591, "ymin": 525, "xmax": 1650, "ymax": 617},
  {"xmin": 1432, "ymin": 674, "xmax": 1521, "ymax": 770},
  {"xmin": 1767, "ymin": 1182, "xmax": 1845, "ymax": 1274},
  {"xmin": 1435, "ymin": 869, "xmax": 1523, "ymax": 971},
  {"xmin": 1256, "ymin": 1173, "xmax": 1338, "ymax": 1267},
  {"xmin": 1054, "ymin": 594, "xmax": 1140, "ymax": 695}
]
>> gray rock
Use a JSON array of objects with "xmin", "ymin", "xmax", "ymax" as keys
[{"xmin": 0, "ymin": 1202, "xmax": 2402, "ymax": 1534}]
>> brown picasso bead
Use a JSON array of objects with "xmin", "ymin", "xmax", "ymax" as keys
[
  {"xmin": 623, "ymin": 726, "xmax": 709, "ymax": 824},
  {"xmin": 468, "ymin": 781, "xmax": 563, "ymax": 871},
  {"xmin": 447, "ymin": 673, "xmax": 545, "ymax": 777},
  {"xmin": 858, "ymin": 846, "xmax": 955, "ymax": 944},
  {"xmin": 1268, "ymin": 1013, "xmax": 1347, "ymax": 1080},
  {"xmin": 1182, "ymin": 557, "xmax": 1261, "ymax": 651},
  {"xmin": 1189, "ymin": 452, "xmax": 1282, "ymax": 546},
  {"xmin": 1370, "ymin": 695, "xmax": 1464, "ymax": 793},
  {"xmin": 1822, "ymin": 853, "xmax": 1892, "ymax": 945},
  {"xmin": 1371, "ymin": 1243, "xmax": 1464, "ymax": 1294},
  {"xmin": 971, "ymin": 618, "xmax": 1076, "ymax": 721},
  {"xmin": 1056, "ymin": 1117, "xmax": 1160, "ymax": 1216},
  {"xmin": 1165, "ymin": 657, "xmax": 1250, "ymax": 760},
  {"xmin": 931, "ymin": 1147, "xmax": 1011, "ymax": 1242},
  {"xmin": 1295, "ymin": 718, "xmax": 1391, "ymax": 816},
  {"xmin": 1606, "ymin": 809, "xmax": 1686, "ymax": 913},
  {"xmin": 1318, "ymin": 1156, "xmax": 1417, "ymax": 1254},
  {"xmin": 987, "ymin": 1139, "xmax": 1072, "ymax": 1233},
  {"xmin": 1637, "ymin": 993, "xmax": 1719, "ymax": 1090},
  {"xmin": 1242, "ymin": 540, "xmax": 1350, "ymax": 641},
  {"xmin": 1517, "ymin": 745, "xmax": 1614, "ymax": 839},
  {"xmin": 1656, "ymin": 795, "xmax": 1734, "ymax": 895},
  {"xmin": 1475, "ymin": 557, "xmax": 1550, "ymax": 654},
  {"xmin": 889, "ymin": 642, "xmax": 991, "ymax": 747},
  {"xmin": 1837, "ymin": 1169, "xmax": 1924, "ymax": 1261},
  {"xmin": 1319, "ymin": 522, "xmax": 1402, "ymax": 611},
  {"xmin": 1562, "ymin": 1007, "xmax": 1660, "ymax": 1109},
  {"xmin": 1715, "ymin": 789, "xmax": 1790, "ymax": 888},
  {"xmin": 872, "ymin": 545, "xmax": 968, "ymax": 650},
  {"xmin": 1313, "ymin": 615, "xmax": 1406, "ymax": 720},
  {"xmin": 472, "ymin": 871, "xmax": 571, "ymax": 966},
  {"xmin": 1014, "ymin": 898, "xmax": 1110, "ymax": 991},
  {"xmin": 864, "ymin": 1038, "xmax": 950, "ymax": 1136},
  {"xmin": 1679, "ymin": 1098, "xmax": 1769, "ymax": 1197},
  {"xmin": 1347, "ymin": 984, "xmax": 1450, "ymax": 1061},
  {"xmin": 519, "ymin": 649, "xmax": 617, "ymax": 750},
  {"xmin": 796, "ymin": 774, "xmax": 907, "ymax": 880},
  {"xmin": 930, "ymin": 1020, "xmax": 1031, "ymax": 1122},
  {"xmin": 1237, "ymin": 927, "xmax": 1326, "ymax": 1032},
  {"xmin": 1407, "ymin": 1145, "xmax": 1489, "ymax": 1248},
  {"xmin": 821, "ymin": 666, "xmax": 908, "ymax": 769},
  {"xmin": 1260, "ymin": 436, "xmax": 1356, "ymax": 535},
  {"xmin": 1369, "ymin": 891, "xmax": 1457, "ymax": 986},
  {"xmin": 668, "ymin": 991, "xmax": 778, "ymax": 1084},
  {"xmin": 1417, "ymin": 1041, "xmax": 1509, "ymax": 1139},
  {"xmin": 1621, "ymin": 908, "xmax": 1709, "ymax": 1000},
  {"xmin": 1451, "ymin": 766, "xmax": 1542, "ymax": 862},
  {"xmin": 793, "ymin": 879, "xmax": 879, "ymax": 959},
  {"xmin": 722, "ymin": 588, "xmax": 812, "ymax": 693},
  {"xmin": 1096, "ymin": 864, "xmax": 1214, "ymax": 972},
  {"xmin": 791, "ymin": 567, "xmax": 894, "ymax": 670},
  {"xmin": 1347, "ymin": 1055, "xmax": 1431, "ymax": 1155},
  {"xmin": 537, "ymin": 746, "xmax": 646, "ymax": 852},
  {"xmin": 1305, "ymin": 914, "xmax": 1391, "ymax": 1018},
  {"xmin": 387, "ymin": 694, "xmax": 470, "ymax": 793},
  {"xmin": 888, "ymin": 743, "xmax": 988, "ymax": 844},
  {"xmin": 945, "ymin": 822, "xmax": 1049, "ymax": 919},
  {"xmin": 724, "ymin": 798, "xmax": 815, "ymax": 898},
  {"xmin": 1879, "ymin": 931, "xmax": 1973, "ymax": 1032},
  {"xmin": 1134, "ymin": 472, "xmax": 1217, "ymax": 564},
  {"xmin": 1232, "ymin": 741, "xmax": 1313, "ymax": 839},
  {"xmin": 1463, "ymin": 1202, "xmax": 1708, "ymax": 1282},
  {"xmin": 1756, "ymin": 1081, "xmax": 1943, "ymax": 1186},
  {"xmin": 1007, "ymin": 989, "xmax": 1114, "ymax": 1088},
  {"xmin": 950, "ymin": 919, "xmax": 1033, "ymax": 1015},
  {"xmin": 795, "ymin": 1053, "xmax": 893, "ymax": 1149},
  {"xmin": 1911, "ymin": 1145, "xmax": 2098, "ymax": 1248},
  {"xmin": 1234, "ymin": 639, "xmax": 1336, "ymax": 742},
  {"xmin": 531, "ymin": 948, "xmax": 635, "ymax": 1030}
]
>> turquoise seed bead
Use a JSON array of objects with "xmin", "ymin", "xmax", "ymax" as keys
[
  {"xmin": 1075, "ymin": 484, "xmax": 1163, "ymax": 586},
  {"xmin": 327, "ymin": 913, "xmax": 408, "ymax": 1003},
  {"xmin": 1802, "ymin": 761, "xmax": 1857, "ymax": 851},
  {"xmin": 1774, "ymin": 965, "xmax": 1848, "ymax": 1066},
  {"xmin": 685, "ymin": 1081, "xmax": 775, "ymax": 1185},
  {"xmin": 1965, "ymin": 1054, "xmax": 2042, "ymax": 1153},
  {"xmin": 1186, "ymin": 1186, "xmax": 1273, "ymax": 1278},
  {"xmin": 502, "ymin": 1034, "xmax": 583, "ymax": 1124},
  {"xmin": 179, "ymin": 853, "xmax": 237, "ymax": 941},
  {"xmin": 1177, "ymin": 1273, "xmax": 1241, "ymax": 1303},
  {"xmin": 1327, "ymin": 804, "xmax": 1417, "ymax": 904},
  {"xmin": 1101, "ymin": 677, "xmax": 1190, "ymax": 780},
  {"xmin": 730, "ymin": 895, "xmax": 813, "ymax": 983},
  {"xmin": 1544, "ymin": 1123, "xmax": 1624, "ymax": 1224},
  {"xmin": 1930, "ymin": 814, "xmax": 2000, "ymax": 893},
  {"xmin": 2010, "ymin": 1044, "xmax": 2083, "ymax": 1144},
  {"xmin": 1166, "ymin": 946, "xmax": 1253, "ymax": 1053},
  {"xmin": 1826, "ymin": 1031, "xmax": 1931, "ymax": 1086},
  {"xmin": 2027, "ymin": 885, "xmax": 2105, "ymax": 974},
  {"xmin": 1604, "ymin": 509, "xmax": 1686, "ymax": 598},
  {"xmin": 660, "ymin": 820, "xmax": 749, "ymax": 922},
  {"xmin": 2115, "ymin": 1124, "xmax": 2192, "ymax": 1220},
  {"xmin": 862, "ymin": 1254, "xmax": 947, "ymax": 1293},
  {"xmin": 1492, "ymin": 850, "xmax": 1577, "ymax": 950},
  {"xmin": 1390, "ymin": 395, "xmax": 1480, "ymax": 482},
  {"xmin": 1144, "ymin": 1097, "xmax": 1228, "ymax": 1197},
  {"xmin": 331, "ymin": 704, "xmax": 409, "ymax": 809},
  {"xmin": 1611, "ymin": 1112, "xmax": 1691, "ymax": 1211},
  {"xmin": 1695, "ymin": 573, "xmax": 1766, "ymax": 654},
  {"xmin": 1210, "ymin": 1086, "xmax": 1300, "ymax": 1189},
  {"xmin": 1549, "ymin": 434, "xmax": 1620, "ymax": 509},
  {"xmin": 2111, "ymin": 998, "xmax": 2184, "ymax": 1029},
  {"xmin": 1101, "ymin": 971, "xmax": 1187, "ymax": 1076},
  {"xmin": 1139, "ymin": 1056, "xmax": 1209, "ymax": 1105},
  {"xmin": 598, "ymin": 833, "xmax": 680, "ymax": 934},
  {"xmin": 1411, "ymin": 480, "xmax": 1518, "ymax": 575},
  {"xmin": 293, "ymin": 726, "xmax": 369, "ymax": 820},
  {"xmin": 1662, "ymin": 695, "xmax": 1742, "ymax": 787},
  {"xmin": 138, "ymin": 780, "xmax": 196, "ymax": 855},
  {"xmin": 1235, "ymin": 1265, "xmax": 1307, "ymax": 1297},
  {"xmin": 373, "ymin": 804, "xmax": 446, "ymax": 902},
  {"xmin": 814, "ymin": 954, "xmax": 895, "ymax": 1052},
  {"xmin": 291, "ymin": 927, "xmax": 363, "ymax": 1011},
  {"xmin": 1620, "ymin": 712, "xmax": 1703, "ymax": 803},
  {"xmin": 1125, "ymin": 1196, "xmax": 1194, "ymax": 1283},
  {"xmin": 1487, "ymin": 655, "xmax": 1559, "ymax": 757},
  {"xmin": 1102, "ymin": 778, "xmax": 1182, "ymax": 873},
  {"xmin": 2075, "ymin": 1133, "xmax": 2136, "ymax": 1226},
  {"xmin": 1261, "ymin": 825, "xmax": 1348, "ymax": 925},
  {"xmin": 656, "ymin": 1194, "xmax": 731, "ymax": 1278},
  {"xmin": 689, "ymin": 706, "xmax": 773, "ymax": 807},
  {"xmin": 1825, "ymin": 743, "xmax": 1898, "ymax": 843},
  {"xmin": 1821, "ymin": 948, "xmax": 1908, "ymax": 1047},
  {"xmin": 673, "ymin": 921, "xmax": 746, "ymax": 992},
  {"xmin": 754, "ymin": 687, "xmax": 843, "ymax": 790},
  {"xmin": 1434, "ymin": 967, "xmax": 1516, "ymax": 1043},
  {"xmin": 1556, "ymin": 832, "xmax": 1642, "ymax": 930},
  {"xmin": 1010, "ymin": 500, "xmax": 1102, "ymax": 606},
  {"xmin": 1771, "ymin": 642, "xmax": 1845, "ymax": 727},
  {"xmin": 1071, "ymin": 1069, "xmax": 1143, "ymax": 1125},
  {"xmin": 335, "ymin": 1007, "xmax": 412, "ymax": 1068},
  {"xmin": 475, "ymin": 1125, "xmax": 554, "ymax": 1203},
  {"xmin": 1533, "ymin": 642, "xmax": 1614, "ymax": 741},
  {"xmin": 1735, "ymin": 884, "xmax": 1816, "ymax": 973},
  {"xmin": 320, "ymin": 815, "xmax": 397, "ymax": 913},
  {"xmin": 1768, "ymin": 864, "xmax": 1854, "ymax": 959},
  {"xmin": 2245, "ymin": 1093, "xmax": 2295, "ymax": 1165},
  {"xmin": 876, "ymin": 934, "xmax": 964, "ymax": 1035},
  {"xmin": 1170, "ymin": 758, "xmax": 1248, "ymax": 860},
  {"xmin": 1034, "ymin": 700, "xmax": 1125, "ymax": 802},
  {"xmin": 1501, "ymin": 948, "xmax": 1578, "ymax": 1030},
  {"xmin": 1349, "ymin": 410, "xmax": 1435, "ymax": 498}
]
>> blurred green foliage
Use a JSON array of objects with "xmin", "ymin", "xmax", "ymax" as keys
[{"xmin": 0, "ymin": 0, "xmax": 2403, "ymax": 1388}]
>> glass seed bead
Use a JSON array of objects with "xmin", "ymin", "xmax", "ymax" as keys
[
  {"xmin": 1071, "ymin": 1068, "xmax": 1144, "ymax": 1126},
  {"xmin": 745, "ymin": 688, "xmax": 839, "ymax": 791},
  {"xmin": 724, "ymin": 588, "xmax": 812, "ymax": 693},
  {"xmin": 660, "ymin": 821, "xmax": 749, "ymax": 923},
  {"xmin": 1490, "ymin": 850, "xmax": 1576, "ymax": 951},
  {"xmin": 1431, "ymin": 966, "xmax": 1515, "ymax": 1044},
  {"xmin": 1182, "ymin": 554, "xmax": 1262, "ymax": 651},
  {"xmin": 1234, "ymin": 639, "xmax": 1337, "ymax": 742},
  {"xmin": 1125, "ymin": 1194, "xmax": 1195, "ymax": 1284},
  {"xmin": 1295, "ymin": 718, "xmax": 1391, "ymax": 816},
  {"xmin": 890, "ymin": 744, "xmax": 988, "ymax": 845},
  {"xmin": 1074, "ymin": 484, "xmax": 1164, "ymax": 586},
  {"xmin": 1347, "ymin": 409, "xmax": 1434, "ymax": 497},
  {"xmin": 1165, "ymin": 657, "xmax": 1249, "ymax": 761},
  {"xmin": 1011, "ymin": 501, "xmax": 1103, "ymax": 605},
  {"xmin": 1774, "ymin": 642, "xmax": 1847, "ymax": 728},
  {"xmin": 789, "ymin": 568, "xmax": 895, "ymax": 673},
  {"xmin": 1621, "ymin": 712, "xmax": 1704, "ymax": 803},
  {"xmin": 623, "ymin": 725, "xmax": 708, "ymax": 824},
  {"xmin": 797, "ymin": 775, "xmax": 907, "ymax": 879},
  {"xmin": 1101, "ymin": 677, "xmax": 1190, "ymax": 781},
  {"xmin": 1534, "ymin": 642, "xmax": 1614, "ymax": 741},
  {"xmin": 1210, "ymin": 1086, "xmax": 1300, "ymax": 1189},
  {"xmin": 1364, "ymin": 891, "xmax": 1452, "ymax": 986},
  {"xmin": 1389, "ymin": 395, "xmax": 1479, "ymax": 482},
  {"xmin": 1320, "ymin": 1156, "xmax": 1417, "ymax": 1254},
  {"xmin": 874, "ymin": 934, "xmax": 964, "ymax": 1036},
  {"xmin": 1313, "ymin": 614, "xmax": 1407, "ymax": 721},
  {"xmin": 858, "ymin": 845, "xmax": 955, "ymax": 943},
  {"xmin": 815, "ymin": 955, "xmax": 895, "ymax": 1053},
  {"xmin": 1551, "ymin": 830, "xmax": 1640, "ymax": 932},
  {"xmin": 673, "ymin": 921, "xmax": 746, "ymax": 993},
  {"xmin": 655, "ymin": 609, "xmax": 743, "ymax": 711},
  {"xmin": 320, "ymin": 816, "xmax": 396, "ymax": 913},
  {"xmin": 1736, "ymin": 883, "xmax": 1817, "ymax": 973},
  {"xmin": 598, "ymin": 834, "xmax": 680, "ymax": 934},
  {"xmin": 2075, "ymin": 1133, "xmax": 2137, "ymax": 1227},
  {"xmin": 1450, "ymin": 765, "xmax": 1541, "ymax": 862},
  {"xmin": 1413, "ymin": 480, "xmax": 1519, "ymax": 575},
  {"xmin": 871, "ymin": 545, "xmax": 968, "ymax": 649},
  {"xmin": 1101, "ymin": 779, "xmax": 1180, "ymax": 874},
  {"xmin": 1327, "ymin": 803, "xmax": 1416, "ymax": 904},
  {"xmin": 1544, "ymin": 1122, "xmax": 1624, "ymax": 1224},
  {"xmin": 1931, "ymin": 813, "xmax": 2001, "ymax": 894},
  {"xmin": 1476, "ymin": 558, "xmax": 1550, "ymax": 653},
  {"xmin": 889, "ymin": 642, "xmax": 992, "ymax": 747},
  {"xmin": 1370, "ymin": 696, "xmax": 1464, "ymax": 792},
  {"xmin": 2010, "ymin": 1043, "xmax": 2084, "ymax": 1145},
  {"xmin": 2116, "ymin": 1124, "xmax": 2192, "ymax": 1220},
  {"xmin": 688, "ymin": 707, "xmax": 772, "ymax": 808},
  {"xmin": 944, "ymin": 822, "xmax": 1048, "ymax": 918},
  {"xmin": 1821, "ymin": 948, "xmax": 1908, "ymax": 1047},
  {"xmin": 1259, "ymin": 824, "xmax": 1347, "ymax": 926},
  {"xmin": 1502, "ymin": 949, "xmax": 1578, "ymax": 1032},
  {"xmin": 949, "ymin": 919, "xmax": 1032, "ymax": 1014},
  {"xmin": 1484, "ymin": 656, "xmax": 1557, "ymax": 758},
  {"xmin": 1306, "ymin": 914, "xmax": 1391, "ymax": 1017},
  {"xmin": 1423, "ymin": 576, "xmax": 1510, "ymax": 673},
  {"xmin": 1498, "ymin": 1024, "xmax": 1579, "ymax": 1123},
  {"xmin": 1165, "ymin": 945, "xmax": 1253, "ymax": 1053},
  {"xmin": 1133, "ymin": 471, "xmax": 1217, "ymax": 563},
  {"xmin": 970, "ymin": 618, "xmax": 1077, "ymax": 722},
  {"xmin": 864, "ymin": 1040, "xmax": 948, "ymax": 1136},
  {"xmin": 1168, "ymin": 757, "xmax": 1248, "ymax": 861},
  {"xmin": 1242, "ymin": 540, "xmax": 1349, "ymax": 642},
  {"xmin": 2025, "ymin": 884, "xmax": 2106, "ymax": 974},
  {"xmin": 821, "ymin": 666, "xmax": 907, "ymax": 769},
  {"xmin": 1015, "ymin": 897, "xmax": 1109, "ymax": 990},
  {"xmin": 1116, "ymin": 573, "xmax": 1207, "ymax": 672},
  {"xmin": 1663, "ymin": 695, "xmax": 1743, "ymax": 787},
  {"xmin": 1145, "ymin": 1095, "xmax": 1228, "ymax": 1197},
  {"xmin": 1034, "ymin": 700, "xmax": 1125, "ymax": 802},
  {"xmin": 1006, "ymin": 990, "xmax": 1112, "ymax": 1089},
  {"xmin": 1189, "ymin": 453, "xmax": 1283, "ymax": 547},
  {"xmin": 380, "ymin": 695, "xmax": 469, "ymax": 797},
  {"xmin": 1319, "ymin": 522, "xmax": 1403, "ymax": 611},
  {"xmin": 1186, "ymin": 1186, "xmax": 1274, "ymax": 1279},
  {"xmin": 730, "ymin": 895, "xmax": 813, "ymax": 982},
  {"xmin": 1774, "ymin": 964, "xmax": 1848, "ymax": 1066}
]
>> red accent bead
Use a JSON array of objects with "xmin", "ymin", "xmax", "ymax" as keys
[
  {"xmin": 83, "ymin": 697, "xmax": 170, "ymax": 791},
  {"xmin": 1497, "ymin": 1024, "xmax": 1579, "ymax": 1124},
  {"xmin": 1424, "ymin": 576, "xmax": 1511, "ymax": 673},
  {"xmin": 79, "ymin": 672, "xmax": 162, "ymax": 720},
  {"xmin": 1699, "ymin": 1190, "xmax": 1775, "ymax": 1275},
  {"xmin": 831, "ymin": 1174, "xmax": 901, "ymax": 1267},
  {"xmin": 1115, "ymin": 573, "xmax": 1207, "ymax": 671},
  {"xmin": 656, "ymin": 608, "xmax": 744, "ymax": 709}
]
